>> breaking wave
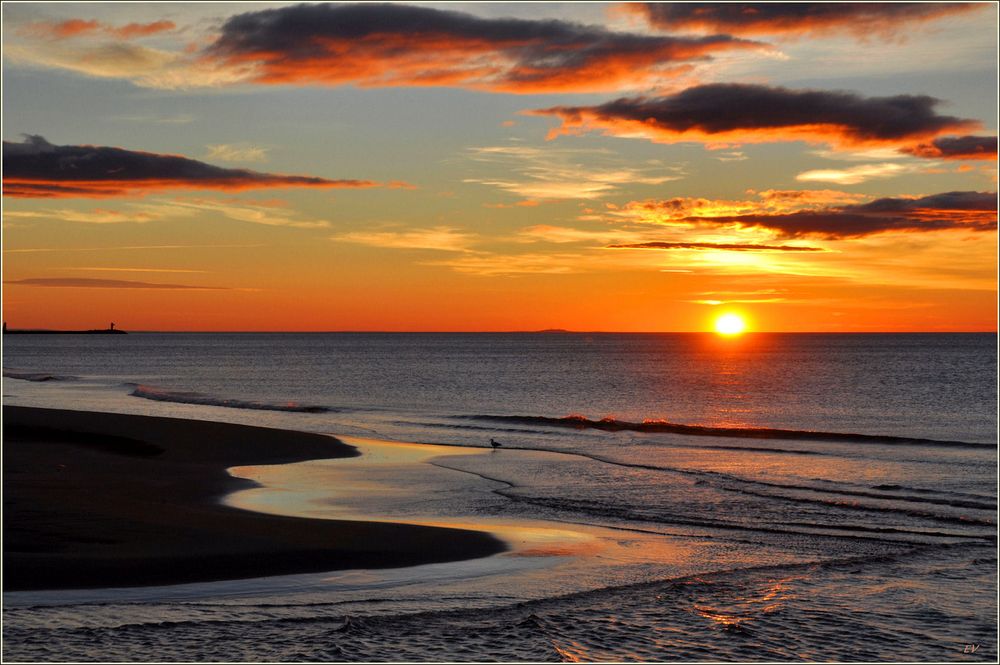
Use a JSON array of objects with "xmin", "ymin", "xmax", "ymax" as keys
[
  {"xmin": 129, "ymin": 384, "xmax": 330, "ymax": 413},
  {"xmin": 459, "ymin": 414, "xmax": 987, "ymax": 447},
  {"xmin": 3, "ymin": 370, "xmax": 75, "ymax": 382}
]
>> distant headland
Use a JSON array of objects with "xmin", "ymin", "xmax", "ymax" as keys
[{"xmin": 3, "ymin": 322, "xmax": 126, "ymax": 335}]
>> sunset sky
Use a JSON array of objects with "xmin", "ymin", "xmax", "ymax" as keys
[{"xmin": 2, "ymin": 2, "xmax": 997, "ymax": 332}]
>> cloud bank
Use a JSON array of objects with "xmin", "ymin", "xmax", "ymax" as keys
[
  {"xmin": 670, "ymin": 191, "xmax": 999, "ymax": 238},
  {"xmin": 532, "ymin": 84, "xmax": 978, "ymax": 149},
  {"xmin": 627, "ymin": 3, "xmax": 981, "ymax": 38},
  {"xmin": 3, "ymin": 135, "xmax": 379, "ymax": 198},
  {"xmin": 203, "ymin": 3, "xmax": 760, "ymax": 93},
  {"xmin": 902, "ymin": 135, "xmax": 998, "ymax": 160},
  {"xmin": 606, "ymin": 241, "xmax": 823, "ymax": 252}
]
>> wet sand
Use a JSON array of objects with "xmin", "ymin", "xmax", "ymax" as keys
[{"xmin": 2, "ymin": 405, "xmax": 506, "ymax": 591}]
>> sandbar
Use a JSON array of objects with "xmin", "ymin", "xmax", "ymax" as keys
[{"xmin": 2, "ymin": 405, "xmax": 506, "ymax": 591}]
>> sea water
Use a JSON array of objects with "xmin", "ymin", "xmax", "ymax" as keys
[{"xmin": 2, "ymin": 333, "xmax": 997, "ymax": 661}]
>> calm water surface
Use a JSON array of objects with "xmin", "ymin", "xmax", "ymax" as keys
[{"xmin": 2, "ymin": 333, "xmax": 997, "ymax": 661}]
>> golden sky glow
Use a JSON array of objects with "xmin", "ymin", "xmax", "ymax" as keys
[{"xmin": 2, "ymin": 2, "xmax": 997, "ymax": 332}]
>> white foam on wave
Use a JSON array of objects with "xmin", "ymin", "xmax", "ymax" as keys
[
  {"xmin": 130, "ymin": 384, "xmax": 330, "ymax": 413},
  {"xmin": 3, "ymin": 369, "xmax": 75, "ymax": 382}
]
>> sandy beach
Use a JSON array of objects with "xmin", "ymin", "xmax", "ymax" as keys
[{"xmin": 2, "ymin": 405, "xmax": 506, "ymax": 591}]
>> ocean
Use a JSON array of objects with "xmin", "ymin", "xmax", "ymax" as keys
[{"xmin": 2, "ymin": 332, "xmax": 997, "ymax": 661}]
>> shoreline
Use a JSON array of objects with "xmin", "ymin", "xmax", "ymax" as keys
[
  {"xmin": 3, "ymin": 329, "xmax": 127, "ymax": 335},
  {"xmin": 2, "ymin": 405, "xmax": 507, "ymax": 591}
]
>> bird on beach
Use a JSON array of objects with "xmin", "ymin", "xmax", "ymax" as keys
[{"xmin": 490, "ymin": 438, "xmax": 502, "ymax": 450}]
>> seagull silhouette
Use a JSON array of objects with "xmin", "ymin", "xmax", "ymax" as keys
[{"xmin": 490, "ymin": 438, "xmax": 502, "ymax": 450}]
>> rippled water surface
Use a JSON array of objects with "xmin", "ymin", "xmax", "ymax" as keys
[{"xmin": 3, "ymin": 333, "xmax": 997, "ymax": 661}]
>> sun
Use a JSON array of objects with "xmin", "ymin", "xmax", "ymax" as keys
[{"xmin": 714, "ymin": 313, "xmax": 747, "ymax": 336}]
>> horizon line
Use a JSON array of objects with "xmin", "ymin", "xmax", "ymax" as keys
[{"xmin": 5, "ymin": 329, "xmax": 997, "ymax": 335}]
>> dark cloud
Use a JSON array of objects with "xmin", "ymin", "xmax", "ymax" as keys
[
  {"xmin": 533, "ymin": 84, "xmax": 978, "ymax": 147},
  {"xmin": 627, "ymin": 3, "xmax": 981, "ymax": 37},
  {"xmin": 850, "ymin": 191, "xmax": 996, "ymax": 215},
  {"xmin": 4, "ymin": 278, "xmax": 226, "ymax": 289},
  {"xmin": 2, "ymin": 135, "xmax": 379, "ymax": 198},
  {"xmin": 684, "ymin": 191, "xmax": 997, "ymax": 238},
  {"xmin": 606, "ymin": 241, "xmax": 823, "ymax": 251},
  {"xmin": 204, "ymin": 3, "xmax": 760, "ymax": 93},
  {"xmin": 902, "ymin": 135, "xmax": 998, "ymax": 160}
]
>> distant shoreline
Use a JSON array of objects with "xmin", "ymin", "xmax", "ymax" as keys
[{"xmin": 3, "ymin": 329, "xmax": 127, "ymax": 335}]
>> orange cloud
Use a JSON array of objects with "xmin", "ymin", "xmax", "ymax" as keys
[
  {"xmin": 755, "ymin": 189, "xmax": 870, "ymax": 207},
  {"xmin": 532, "ymin": 84, "xmax": 979, "ymax": 150},
  {"xmin": 23, "ymin": 19, "xmax": 100, "ymax": 38},
  {"xmin": 608, "ymin": 189, "xmax": 869, "ymax": 224},
  {"xmin": 485, "ymin": 199, "xmax": 543, "ymax": 209},
  {"xmin": 3, "ymin": 135, "xmax": 381, "ymax": 198},
  {"xmin": 23, "ymin": 19, "xmax": 175, "ymax": 40},
  {"xmin": 625, "ymin": 2, "xmax": 982, "ymax": 38},
  {"xmin": 204, "ymin": 3, "xmax": 761, "ymax": 94},
  {"xmin": 108, "ymin": 20, "xmax": 176, "ymax": 40}
]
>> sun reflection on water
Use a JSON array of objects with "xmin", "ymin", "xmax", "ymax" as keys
[{"xmin": 691, "ymin": 575, "xmax": 803, "ymax": 635}]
